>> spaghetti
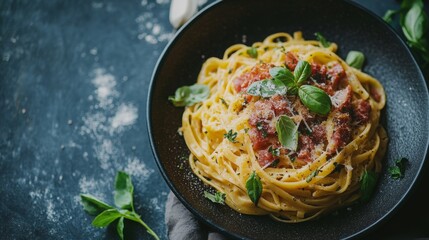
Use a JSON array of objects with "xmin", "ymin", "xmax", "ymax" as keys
[{"xmin": 179, "ymin": 32, "xmax": 387, "ymax": 222}]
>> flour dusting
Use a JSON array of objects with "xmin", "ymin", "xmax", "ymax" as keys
[
  {"xmin": 91, "ymin": 68, "xmax": 117, "ymax": 109},
  {"xmin": 111, "ymin": 103, "xmax": 138, "ymax": 130},
  {"xmin": 136, "ymin": 8, "xmax": 174, "ymax": 44},
  {"xmin": 124, "ymin": 157, "xmax": 154, "ymax": 179}
]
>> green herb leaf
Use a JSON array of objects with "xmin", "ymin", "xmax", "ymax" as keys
[
  {"xmin": 388, "ymin": 157, "xmax": 408, "ymax": 179},
  {"xmin": 346, "ymin": 51, "xmax": 365, "ymax": 69},
  {"xmin": 383, "ymin": 9, "xmax": 399, "ymax": 23},
  {"xmin": 269, "ymin": 66, "xmax": 295, "ymax": 87},
  {"xmin": 80, "ymin": 194, "xmax": 113, "ymax": 216},
  {"xmin": 268, "ymin": 146, "xmax": 280, "ymax": 157},
  {"xmin": 402, "ymin": 3, "xmax": 427, "ymax": 42},
  {"xmin": 360, "ymin": 170, "xmax": 378, "ymax": 202},
  {"xmin": 117, "ymin": 217, "xmax": 124, "ymax": 240},
  {"xmin": 168, "ymin": 84, "xmax": 210, "ymax": 107},
  {"xmin": 246, "ymin": 79, "xmax": 287, "ymax": 98},
  {"xmin": 224, "ymin": 129, "xmax": 238, "ymax": 143},
  {"xmin": 294, "ymin": 60, "xmax": 312, "ymax": 85},
  {"xmin": 204, "ymin": 191, "xmax": 226, "ymax": 205},
  {"xmin": 246, "ymin": 171, "xmax": 263, "ymax": 205},
  {"xmin": 81, "ymin": 171, "xmax": 160, "ymax": 240},
  {"xmin": 92, "ymin": 209, "xmax": 122, "ymax": 227},
  {"xmin": 298, "ymin": 85, "xmax": 331, "ymax": 115},
  {"xmin": 247, "ymin": 47, "xmax": 258, "ymax": 58},
  {"xmin": 306, "ymin": 169, "xmax": 320, "ymax": 182},
  {"xmin": 114, "ymin": 171, "xmax": 134, "ymax": 211},
  {"xmin": 276, "ymin": 115, "xmax": 299, "ymax": 151},
  {"xmin": 315, "ymin": 32, "xmax": 331, "ymax": 48}
]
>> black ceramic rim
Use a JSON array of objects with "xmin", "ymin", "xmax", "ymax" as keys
[{"xmin": 147, "ymin": 0, "xmax": 429, "ymax": 239}]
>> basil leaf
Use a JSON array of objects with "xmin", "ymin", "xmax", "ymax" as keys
[
  {"xmin": 114, "ymin": 171, "xmax": 134, "ymax": 210},
  {"xmin": 168, "ymin": 84, "xmax": 209, "ymax": 107},
  {"xmin": 117, "ymin": 217, "xmax": 124, "ymax": 240},
  {"xmin": 269, "ymin": 67, "xmax": 295, "ymax": 87},
  {"xmin": 360, "ymin": 170, "xmax": 378, "ymax": 202},
  {"xmin": 204, "ymin": 191, "xmax": 226, "ymax": 205},
  {"xmin": 276, "ymin": 115, "xmax": 298, "ymax": 151},
  {"xmin": 298, "ymin": 85, "xmax": 331, "ymax": 115},
  {"xmin": 402, "ymin": 3, "xmax": 427, "ymax": 42},
  {"xmin": 315, "ymin": 32, "xmax": 331, "ymax": 48},
  {"xmin": 80, "ymin": 194, "xmax": 113, "ymax": 216},
  {"xmin": 247, "ymin": 47, "xmax": 258, "ymax": 58},
  {"xmin": 246, "ymin": 79, "xmax": 287, "ymax": 98},
  {"xmin": 388, "ymin": 157, "xmax": 408, "ymax": 179},
  {"xmin": 346, "ymin": 51, "xmax": 365, "ymax": 69},
  {"xmin": 246, "ymin": 171, "xmax": 263, "ymax": 205},
  {"xmin": 294, "ymin": 60, "xmax": 312, "ymax": 85},
  {"xmin": 401, "ymin": 0, "xmax": 423, "ymax": 9},
  {"xmin": 92, "ymin": 209, "xmax": 122, "ymax": 227}
]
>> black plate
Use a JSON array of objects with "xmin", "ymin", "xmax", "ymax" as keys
[{"xmin": 147, "ymin": 0, "xmax": 429, "ymax": 239}]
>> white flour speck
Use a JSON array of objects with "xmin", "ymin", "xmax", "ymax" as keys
[
  {"xmin": 95, "ymin": 139, "xmax": 116, "ymax": 170},
  {"xmin": 145, "ymin": 35, "xmax": 158, "ymax": 44},
  {"xmin": 124, "ymin": 157, "xmax": 154, "ymax": 179},
  {"xmin": 92, "ymin": 2, "xmax": 103, "ymax": 9},
  {"xmin": 150, "ymin": 197, "xmax": 162, "ymax": 211},
  {"xmin": 136, "ymin": 8, "xmax": 173, "ymax": 44},
  {"xmin": 90, "ymin": 48, "xmax": 98, "ymax": 55},
  {"xmin": 79, "ymin": 176, "xmax": 108, "ymax": 200},
  {"xmin": 91, "ymin": 68, "xmax": 117, "ymax": 109},
  {"xmin": 111, "ymin": 103, "xmax": 138, "ymax": 131}
]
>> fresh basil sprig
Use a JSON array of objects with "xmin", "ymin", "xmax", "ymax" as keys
[
  {"xmin": 247, "ymin": 60, "xmax": 332, "ymax": 115},
  {"xmin": 246, "ymin": 171, "xmax": 263, "ymax": 205},
  {"xmin": 204, "ymin": 191, "xmax": 226, "ymax": 205},
  {"xmin": 384, "ymin": 0, "xmax": 429, "ymax": 64},
  {"xmin": 276, "ymin": 115, "xmax": 299, "ymax": 151},
  {"xmin": 360, "ymin": 170, "xmax": 378, "ymax": 202},
  {"xmin": 168, "ymin": 84, "xmax": 209, "ymax": 107},
  {"xmin": 80, "ymin": 171, "xmax": 159, "ymax": 240},
  {"xmin": 346, "ymin": 51, "xmax": 365, "ymax": 70}
]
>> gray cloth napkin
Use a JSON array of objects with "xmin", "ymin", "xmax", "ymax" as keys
[{"xmin": 165, "ymin": 191, "xmax": 228, "ymax": 240}]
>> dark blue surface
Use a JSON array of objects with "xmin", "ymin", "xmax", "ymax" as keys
[{"xmin": 0, "ymin": 0, "xmax": 427, "ymax": 239}]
